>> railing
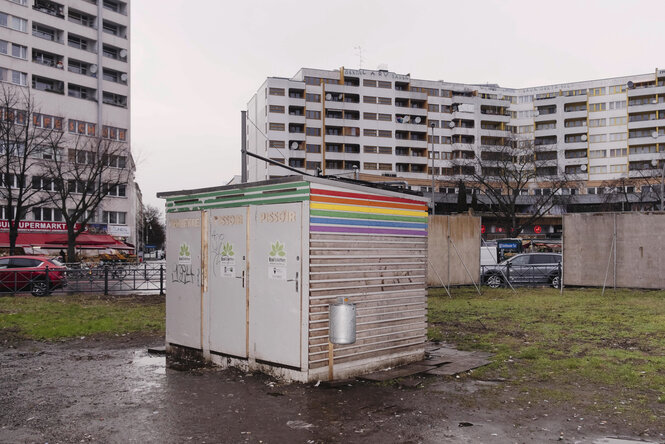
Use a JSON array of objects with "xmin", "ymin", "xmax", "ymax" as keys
[{"xmin": 0, "ymin": 263, "xmax": 165, "ymax": 296}]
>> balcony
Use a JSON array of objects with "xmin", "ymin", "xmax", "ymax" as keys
[
  {"xmin": 68, "ymin": 9, "xmax": 96, "ymax": 28},
  {"xmin": 68, "ymin": 34, "xmax": 96, "ymax": 53},
  {"xmin": 32, "ymin": 49, "xmax": 64, "ymax": 69},
  {"xmin": 32, "ymin": 23, "xmax": 63, "ymax": 43},
  {"xmin": 32, "ymin": 75, "xmax": 64, "ymax": 94},
  {"xmin": 33, "ymin": 0, "xmax": 65, "ymax": 19},
  {"xmin": 69, "ymin": 83, "xmax": 97, "ymax": 101},
  {"xmin": 102, "ymin": 44, "xmax": 127, "ymax": 62}
]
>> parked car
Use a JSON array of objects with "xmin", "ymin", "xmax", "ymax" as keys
[
  {"xmin": 0, "ymin": 255, "xmax": 67, "ymax": 296},
  {"xmin": 482, "ymin": 253, "xmax": 562, "ymax": 289}
]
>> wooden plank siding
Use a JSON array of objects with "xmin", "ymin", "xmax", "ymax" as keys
[{"xmin": 307, "ymin": 185, "xmax": 428, "ymax": 370}]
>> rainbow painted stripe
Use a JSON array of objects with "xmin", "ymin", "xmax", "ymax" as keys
[{"xmin": 309, "ymin": 187, "xmax": 428, "ymax": 237}]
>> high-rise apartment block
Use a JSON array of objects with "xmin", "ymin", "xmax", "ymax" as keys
[
  {"xmin": 247, "ymin": 66, "xmax": 665, "ymax": 201},
  {"xmin": 0, "ymin": 0, "xmax": 136, "ymax": 247}
]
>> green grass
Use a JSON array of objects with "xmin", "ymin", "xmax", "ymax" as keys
[
  {"xmin": 0, "ymin": 294, "xmax": 165, "ymax": 340},
  {"xmin": 427, "ymin": 287, "xmax": 665, "ymax": 420}
]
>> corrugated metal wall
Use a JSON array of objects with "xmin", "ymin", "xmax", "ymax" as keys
[{"xmin": 307, "ymin": 185, "xmax": 428, "ymax": 369}]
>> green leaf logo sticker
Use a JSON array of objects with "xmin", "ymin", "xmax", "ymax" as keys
[
  {"xmin": 221, "ymin": 242, "xmax": 234, "ymax": 257},
  {"xmin": 178, "ymin": 243, "xmax": 192, "ymax": 265},
  {"xmin": 270, "ymin": 241, "xmax": 286, "ymax": 257}
]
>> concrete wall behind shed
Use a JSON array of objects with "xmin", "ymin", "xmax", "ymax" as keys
[
  {"xmin": 427, "ymin": 214, "xmax": 481, "ymax": 287},
  {"xmin": 563, "ymin": 213, "xmax": 665, "ymax": 289}
]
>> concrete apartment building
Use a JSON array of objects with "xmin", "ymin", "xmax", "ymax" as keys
[
  {"xmin": 0, "ymin": 0, "xmax": 137, "ymax": 249},
  {"xmin": 246, "ymin": 66, "xmax": 665, "ymax": 222}
]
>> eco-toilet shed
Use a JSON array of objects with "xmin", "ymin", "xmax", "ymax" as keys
[{"xmin": 158, "ymin": 176, "xmax": 429, "ymax": 382}]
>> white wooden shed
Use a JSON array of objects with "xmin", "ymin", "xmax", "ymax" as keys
[{"xmin": 158, "ymin": 176, "xmax": 429, "ymax": 381}]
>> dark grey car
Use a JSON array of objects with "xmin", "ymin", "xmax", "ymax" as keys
[{"xmin": 482, "ymin": 253, "xmax": 562, "ymax": 289}]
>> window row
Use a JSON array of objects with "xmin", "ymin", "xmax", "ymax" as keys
[{"xmin": 30, "ymin": 206, "xmax": 126, "ymax": 224}]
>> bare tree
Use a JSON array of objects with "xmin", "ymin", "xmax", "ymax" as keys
[
  {"xmin": 0, "ymin": 85, "xmax": 64, "ymax": 254},
  {"xmin": 41, "ymin": 135, "xmax": 131, "ymax": 261},
  {"xmin": 143, "ymin": 204, "xmax": 165, "ymax": 250},
  {"xmin": 461, "ymin": 138, "xmax": 576, "ymax": 237},
  {"xmin": 598, "ymin": 166, "xmax": 665, "ymax": 212}
]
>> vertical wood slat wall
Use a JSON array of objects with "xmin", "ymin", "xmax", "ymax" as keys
[{"xmin": 307, "ymin": 185, "xmax": 429, "ymax": 369}]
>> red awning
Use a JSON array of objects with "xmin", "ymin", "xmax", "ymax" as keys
[{"xmin": 0, "ymin": 232, "xmax": 133, "ymax": 250}]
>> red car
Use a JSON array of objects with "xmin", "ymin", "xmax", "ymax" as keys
[{"xmin": 0, "ymin": 255, "xmax": 67, "ymax": 296}]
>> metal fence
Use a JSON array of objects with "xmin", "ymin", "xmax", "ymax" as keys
[
  {"xmin": 480, "ymin": 263, "xmax": 562, "ymax": 288},
  {"xmin": 0, "ymin": 263, "xmax": 165, "ymax": 296}
]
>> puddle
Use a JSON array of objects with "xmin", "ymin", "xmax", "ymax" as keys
[{"xmin": 133, "ymin": 350, "xmax": 166, "ymax": 375}]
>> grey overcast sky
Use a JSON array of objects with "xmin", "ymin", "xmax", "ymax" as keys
[{"xmin": 131, "ymin": 0, "xmax": 665, "ymax": 210}]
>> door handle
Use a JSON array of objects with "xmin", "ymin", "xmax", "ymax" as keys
[{"xmin": 295, "ymin": 271, "xmax": 298, "ymax": 293}]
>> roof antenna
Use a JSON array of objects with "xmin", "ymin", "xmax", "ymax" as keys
[{"xmin": 354, "ymin": 46, "xmax": 364, "ymax": 70}]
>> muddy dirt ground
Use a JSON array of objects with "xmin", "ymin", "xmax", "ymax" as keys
[{"xmin": 0, "ymin": 335, "xmax": 662, "ymax": 444}]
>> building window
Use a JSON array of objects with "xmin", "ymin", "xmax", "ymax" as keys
[
  {"xmin": 0, "ymin": 67, "xmax": 27, "ymax": 86},
  {"xmin": 363, "ymin": 112, "xmax": 377, "ymax": 120},
  {"xmin": 0, "ymin": 13, "xmax": 28, "ymax": 32},
  {"xmin": 0, "ymin": 41, "xmax": 27, "ymax": 59},
  {"xmin": 102, "ymin": 68, "xmax": 127, "ymax": 84},
  {"xmin": 588, "ymin": 103, "xmax": 606, "ymax": 112},
  {"xmin": 268, "ymin": 122, "xmax": 284, "ymax": 131},
  {"xmin": 305, "ymin": 110, "xmax": 320, "ymax": 119},
  {"xmin": 269, "ymin": 140, "xmax": 284, "ymax": 148},
  {"xmin": 102, "ymin": 44, "xmax": 127, "ymax": 61},
  {"xmin": 377, "ymin": 97, "xmax": 391, "ymax": 105},
  {"xmin": 378, "ymin": 146, "xmax": 392, "ymax": 154},
  {"xmin": 306, "ymin": 144, "xmax": 320, "ymax": 153},
  {"xmin": 102, "ymin": 91, "xmax": 127, "ymax": 107},
  {"xmin": 0, "ymin": 173, "xmax": 26, "ymax": 188},
  {"xmin": 105, "ymin": 154, "xmax": 127, "ymax": 169},
  {"xmin": 363, "ymin": 162, "xmax": 378, "ymax": 170},
  {"xmin": 103, "ymin": 211, "xmax": 126, "ymax": 225},
  {"xmin": 269, "ymin": 105, "xmax": 285, "ymax": 113},
  {"xmin": 68, "ymin": 119, "xmax": 96, "ymax": 136},
  {"xmin": 104, "ymin": 183, "xmax": 126, "ymax": 197},
  {"xmin": 609, "ymin": 100, "xmax": 626, "ymax": 110},
  {"xmin": 33, "ymin": 207, "xmax": 63, "ymax": 222},
  {"xmin": 589, "ymin": 165, "xmax": 607, "ymax": 174},
  {"xmin": 102, "ymin": 20, "xmax": 126, "ymax": 38},
  {"xmin": 378, "ymin": 130, "xmax": 392, "ymax": 138},
  {"xmin": 363, "ymin": 129, "xmax": 377, "ymax": 137},
  {"xmin": 102, "ymin": 125, "xmax": 127, "ymax": 141},
  {"xmin": 68, "ymin": 9, "xmax": 95, "ymax": 28},
  {"xmin": 31, "ymin": 176, "xmax": 59, "ymax": 191},
  {"xmin": 306, "ymin": 127, "xmax": 321, "ymax": 136},
  {"xmin": 305, "ymin": 93, "xmax": 320, "ymax": 102},
  {"xmin": 610, "ymin": 148, "xmax": 627, "ymax": 157},
  {"xmin": 306, "ymin": 161, "xmax": 321, "ymax": 170},
  {"xmin": 377, "ymin": 81, "xmax": 391, "ymax": 89},
  {"xmin": 69, "ymin": 84, "xmax": 97, "ymax": 101},
  {"xmin": 363, "ymin": 145, "xmax": 377, "ymax": 153},
  {"xmin": 268, "ymin": 87, "xmax": 285, "ymax": 96},
  {"xmin": 363, "ymin": 96, "xmax": 376, "ymax": 104},
  {"xmin": 68, "ymin": 34, "xmax": 95, "ymax": 52},
  {"xmin": 588, "ymin": 118, "xmax": 606, "ymax": 127},
  {"xmin": 363, "ymin": 79, "xmax": 376, "ymax": 87},
  {"xmin": 610, "ymin": 164, "xmax": 627, "ymax": 173}
]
